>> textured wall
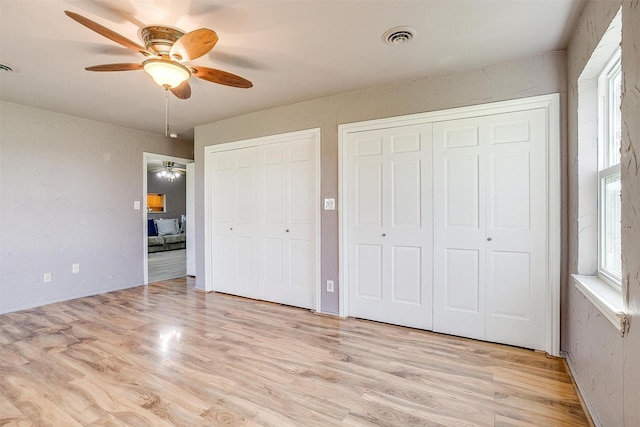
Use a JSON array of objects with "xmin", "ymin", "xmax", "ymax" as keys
[
  {"xmin": 0, "ymin": 101, "xmax": 193, "ymax": 313},
  {"xmin": 621, "ymin": 2, "xmax": 640, "ymax": 426},
  {"xmin": 147, "ymin": 171, "xmax": 186, "ymax": 221},
  {"xmin": 195, "ymin": 51, "xmax": 567, "ymax": 314},
  {"xmin": 566, "ymin": 0, "xmax": 640, "ymax": 425}
]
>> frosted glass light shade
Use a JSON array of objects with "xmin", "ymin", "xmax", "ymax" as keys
[{"xmin": 143, "ymin": 59, "xmax": 190, "ymax": 88}]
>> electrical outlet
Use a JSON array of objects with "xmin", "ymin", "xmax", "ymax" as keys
[
  {"xmin": 326, "ymin": 280, "xmax": 335, "ymax": 293},
  {"xmin": 44, "ymin": 273, "xmax": 52, "ymax": 283},
  {"xmin": 72, "ymin": 263, "xmax": 80, "ymax": 273}
]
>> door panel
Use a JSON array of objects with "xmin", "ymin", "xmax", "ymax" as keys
[
  {"xmin": 258, "ymin": 137, "xmax": 316, "ymax": 309},
  {"xmin": 490, "ymin": 251, "xmax": 530, "ymax": 319},
  {"xmin": 445, "ymin": 249, "xmax": 480, "ymax": 312},
  {"xmin": 355, "ymin": 244, "xmax": 383, "ymax": 300},
  {"xmin": 289, "ymin": 239, "xmax": 310, "ymax": 288},
  {"xmin": 211, "ymin": 148, "xmax": 258, "ymax": 298},
  {"xmin": 356, "ymin": 163, "xmax": 383, "ymax": 226},
  {"xmin": 433, "ymin": 108, "xmax": 547, "ymax": 350},
  {"xmin": 434, "ymin": 117, "xmax": 486, "ymax": 338},
  {"xmin": 348, "ymin": 124, "xmax": 433, "ymax": 330},
  {"xmin": 391, "ymin": 245, "xmax": 421, "ymax": 304},
  {"xmin": 485, "ymin": 109, "xmax": 546, "ymax": 350},
  {"xmin": 491, "ymin": 153, "xmax": 531, "ymax": 229},
  {"xmin": 211, "ymin": 134, "xmax": 317, "ymax": 310},
  {"xmin": 391, "ymin": 160, "xmax": 421, "ymax": 227},
  {"xmin": 289, "ymin": 163, "xmax": 311, "ymax": 225},
  {"xmin": 445, "ymin": 156, "xmax": 480, "ymax": 228}
]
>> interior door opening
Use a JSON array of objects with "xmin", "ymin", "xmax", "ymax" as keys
[{"xmin": 143, "ymin": 153, "xmax": 194, "ymax": 285}]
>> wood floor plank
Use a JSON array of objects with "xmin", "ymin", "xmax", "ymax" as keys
[
  {"xmin": 0, "ymin": 278, "xmax": 589, "ymax": 426},
  {"xmin": 148, "ymin": 249, "xmax": 186, "ymax": 283}
]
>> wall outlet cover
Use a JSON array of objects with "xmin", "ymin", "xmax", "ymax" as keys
[{"xmin": 326, "ymin": 280, "xmax": 335, "ymax": 292}]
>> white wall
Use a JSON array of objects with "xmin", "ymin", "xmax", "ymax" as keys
[
  {"xmin": 195, "ymin": 51, "xmax": 567, "ymax": 314},
  {"xmin": 0, "ymin": 101, "xmax": 193, "ymax": 313}
]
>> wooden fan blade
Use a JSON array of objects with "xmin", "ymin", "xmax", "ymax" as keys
[
  {"xmin": 191, "ymin": 66, "xmax": 253, "ymax": 88},
  {"xmin": 170, "ymin": 29, "xmax": 218, "ymax": 61},
  {"xmin": 64, "ymin": 10, "xmax": 151, "ymax": 57},
  {"xmin": 85, "ymin": 63, "xmax": 143, "ymax": 71},
  {"xmin": 170, "ymin": 81, "xmax": 192, "ymax": 99}
]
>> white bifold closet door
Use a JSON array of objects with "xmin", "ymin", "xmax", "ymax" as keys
[
  {"xmin": 210, "ymin": 135, "xmax": 317, "ymax": 310},
  {"xmin": 257, "ymin": 139, "xmax": 316, "ymax": 309},
  {"xmin": 211, "ymin": 147, "xmax": 259, "ymax": 299},
  {"xmin": 432, "ymin": 108, "xmax": 547, "ymax": 350},
  {"xmin": 347, "ymin": 124, "xmax": 433, "ymax": 330}
]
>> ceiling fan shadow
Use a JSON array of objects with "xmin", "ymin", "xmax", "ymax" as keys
[
  {"xmin": 208, "ymin": 50, "xmax": 266, "ymax": 71},
  {"xmin": 187, "ymin": 1, "xmax": 227, "ymax": 17},
  {"xmin": 63, "ymin": 0, "xmax": 146, "ymax": 28}
]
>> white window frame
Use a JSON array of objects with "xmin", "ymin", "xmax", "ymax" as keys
[{"xmin": 597, "ymin": 49, "xmax": 622, "ymax": 287}]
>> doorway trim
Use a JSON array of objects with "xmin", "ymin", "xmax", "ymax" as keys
[
  {"xmin": 203, "ymin": 128, "xmax": 322, "ymax": 312},
  {"xmin": 338, "ymin": 94, "xmax": 560, "ymax": 355},
  {"xmin": 143, "ymin": 152, "xmax": 194, "ymax": 285}
]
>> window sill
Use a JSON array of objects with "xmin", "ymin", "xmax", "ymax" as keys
[{"xmin": 572, "ymin": 274, "xmax": 628, "ymax": 335}]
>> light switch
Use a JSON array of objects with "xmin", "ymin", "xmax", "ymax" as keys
[
  {"xmin": 324, "ymin": 198, "xmax": 336, "ymax": 210},
  {"xmin": 134, "ymin": 200, "xmax": 141, "ymax": 210}
]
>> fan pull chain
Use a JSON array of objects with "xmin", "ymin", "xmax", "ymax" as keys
[{"xmin": 165, "ymin": 88, "xmax": 169, "ymax": 138}]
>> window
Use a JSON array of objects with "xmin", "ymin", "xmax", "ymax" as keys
[
  {"xmin": 573, "ymin": 9, "xmax": 626, "ymax": 333},
  {"xmin": 597, "ymin": 49, "xmax": 622, "ymax": 285}
]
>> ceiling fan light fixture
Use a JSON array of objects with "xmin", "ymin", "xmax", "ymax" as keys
[{"xmin": 143, "ymin": 58, "xmax": 190, "ymax": 89}]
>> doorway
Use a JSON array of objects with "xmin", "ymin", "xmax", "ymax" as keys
[{"xmin": 143, "ymin": 152, "xmax": 194, "ymax": 284}]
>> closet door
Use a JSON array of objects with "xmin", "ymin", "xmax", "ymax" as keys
[
  {"xmin": 484, "ymin": 109, "xmax": 547, "ymax": 349},
  {"xmin": 432, "ymin": 116, "xmax": 487, "ymax": 341},
  {"xmin": 347, "ymin": 124, "xmax": 433, "ymax": 330},
  {"xmin": 257, "ymin": 137, "xmax": 316, "ymax": 309},
  {"xmin": 211, "ymin": 147, "xmax": 258, "ymax": 298},
  {"xmin": 433, "ymin": 108, "xmax": 547, "ymax": 350}
]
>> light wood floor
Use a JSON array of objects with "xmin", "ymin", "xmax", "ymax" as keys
[
  {"xmin": 0, "ymin": 278, "xmax": 588, "ymax": 426},
  {"xmin": 148, "ymin": 249, "xmax": 187, "ymax": 283}
]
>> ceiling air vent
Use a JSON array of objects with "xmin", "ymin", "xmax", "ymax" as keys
[{"xmin": 383, "ymin": 26, "xmax": 417, "ymax": 45}]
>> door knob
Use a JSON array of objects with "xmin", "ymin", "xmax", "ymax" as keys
[
  {"xmin": 286, "ymin": 229, "xmax": 290, "ymax": 232},
  {"xmin": 382, "ymin": 233, "xmax": 386, "ymax": 237},
  {"xmin": 487, "ymin": 237, "xmax": 492, "ymax": 241},
  {"xmin": 230, "ymin": 227, "xmax": 233, "ymax": 231}
]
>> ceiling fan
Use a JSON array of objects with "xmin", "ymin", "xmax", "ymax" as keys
[
  {"xmin": 151, "ymin": 161, "xmax": 185, "ymax": 181},
  {"xmin": 64, "ymin": 10, "xmax": 252, "ymax": 100}
]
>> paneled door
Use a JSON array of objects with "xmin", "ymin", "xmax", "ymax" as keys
[
  {"xmin": 433, "ymin": 108, "xmax": 547, "ymax": 350},
  {"xmin": 346, "ymin": 124, "xmax": 433, "ymax": 330},
  {"xmin": 211, "ymin": 147, "xmax": 258, "ymax": 298},
  {"xmin": 208, "ymin": 129, "xmax": 319, "ymax": 310},
  {"xmin": 257, "ymin": 137, "xmax": 317, "ymax": 309}
]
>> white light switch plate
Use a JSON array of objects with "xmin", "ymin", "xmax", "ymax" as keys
[
  {"xmin": 134, "ymin": 201, "xmax": 141, "ymax": 210},
  {"xmin": 324, "ymin": 198, "xmax": 336, "ymax": 210}
]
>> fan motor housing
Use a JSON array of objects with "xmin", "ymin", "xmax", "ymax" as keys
[{"xmin": 140, "ymin": 26, "xmax": 185, "ymax": 55}]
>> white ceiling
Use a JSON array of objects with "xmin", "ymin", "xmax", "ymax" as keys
[{"xmin": 0, "ymin": 0, "xmax": 584, "ymax": 142}]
